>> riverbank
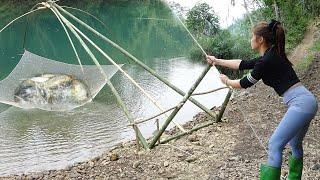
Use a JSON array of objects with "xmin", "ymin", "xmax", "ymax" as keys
[
  {"xmin": 2, "ymin": 23, "xmax": 320, "ymax": 180},
  {"xmin": 2, "ymin": 57, "xmax": 318, "ymax": 180}
]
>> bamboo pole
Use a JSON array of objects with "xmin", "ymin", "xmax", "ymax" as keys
[
  {"xmin": 156, "ymin": 119, "xmax": 160, "ymax": 145},
  {"xmin": 53, "ymin": 3, "xmax": 216, "ymax": 118},
  {"xmin": 149, "ymin": 65, "xmax": 212, "ymax": 148},
  {"xmin": 133, "ymin": 124, "xmax": 140, "ymax": 151},
  {"xmin": 60, "ymin": 6, "xmax": 108, "ymax": 29},
  {"xmin": 56, "ymin": 15, "xmax": 186, "ymax": 132},
  {"xmin": 51, "ymin": 5, "xmax": 149, "ymax": 149},
  {"xmin": 160, "ymin": 90, "xmax": 233, "ymax": 144},
  {"xmin": 216, "ymin": 89, "xmax": 232, "ymax": 122},
  {"xmin": 52, "ymin": 3, "xmax": 232, "ymax": 149},
  {"xmin": 48, "ymin": 6, "xmax": 83, "ymax": 73},
  {"xmin": 0, "ymin": 7, "xmax": 46, "ymax": 33}
]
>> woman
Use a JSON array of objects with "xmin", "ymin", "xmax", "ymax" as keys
[{"xmin": 206, "ymin": 20, "xmax": 318, "ymax": 180}]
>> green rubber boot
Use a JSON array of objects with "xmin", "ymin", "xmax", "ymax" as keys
[
  {"xmin": 288, "ymin": 156, "xmax": 303, "ymax": 180},
  {"xmin": 260, "ymin": 164, "xmax": 281, "ymax": 180}
]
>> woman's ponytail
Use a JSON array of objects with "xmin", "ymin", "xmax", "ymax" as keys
[
  {"xmin": 253, "ymin": 20, "xmax": 292, "ymax": 65},
  {"xmin": 272, "ymin": 21, "xmax": 291, "ymax": 65}
]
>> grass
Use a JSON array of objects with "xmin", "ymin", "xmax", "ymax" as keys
[{"xmin": 295, "ymin": 40, "xmax": 320, "ymax": 71}]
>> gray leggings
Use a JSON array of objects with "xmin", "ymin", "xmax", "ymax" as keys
[{"xmin": 267, "ymin": 85, "xmax": 318, "ymax": 167}]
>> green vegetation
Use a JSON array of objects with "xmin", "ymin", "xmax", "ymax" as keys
[
  {"xmin": 1, "ymin": 0, "xmax": 319, "ymax": 76},
  {"xmin": 186, "ymin": 3, "xmax": 219, "ymax": 36},
  {"xmin": 186, "ymin": 1, "xmax": 320, "ymax": 77},
  {"xmin": 295, "ymin": 39, "xmax": 320, "ymax": 71}
]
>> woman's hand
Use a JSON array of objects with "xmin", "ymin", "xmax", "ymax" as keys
[
  {"xmin": 206, "ymin": 55, "xmax": 218, "ymax": 65},
  {"xmin": 219, "ymin": 74, "xmax": 243, "ymax": 89},
  {"xmin": 219, "ymin": 74, "xmax": 230, "ymax": 86}
]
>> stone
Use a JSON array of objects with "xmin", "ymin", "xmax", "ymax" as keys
[
  {"xmin": 228, "ymin": 156, "xmax": 240, "ymax": 161},
  {"xmin": 70, "ymin": 171, "xmax": 80, "ymax": 178},
  {"xmin": 133, "ymin": 161, "xmax": 141, "ymax": 168},
  {"xmin": 101, "ymin": 160, "xmax": 109, "ymax": 166},
  {"xmin": 222, "ymin": 117, "xmax": 229, "ymax": 122},
  {"xmin": 88, "ymin": 160, "xmax": 95, "ymax": 167},
  {"xmin": 110, "ymin": 153, "xmax": 119, "ymax": 161},
  {"xmin": 163, "ymin": 161, "xmax": 170, "ymax": 167},
  {"xmin": 137, "ymin": 150, "xmax": 146, "ymax": 156},
  {"xmin": 312, "ymin": 164, "xmax": 320, "ymax": 171},
  {"xmin": 187, "ymin": 134, "xmax": 199, "ymax": 142},
  {"xmin": 177, "ymin": 154, "xmax": 185, "ymax": 158},
  {"xmin": 185, "ymin": 155, "xmax": 197, "ymax": 163}
]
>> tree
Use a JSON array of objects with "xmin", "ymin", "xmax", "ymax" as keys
[{"xmin": 186, "ymin": 3, "xmax": 220, "ymax": 36}]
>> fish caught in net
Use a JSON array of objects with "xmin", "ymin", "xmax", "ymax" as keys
[{"xmin": 0, "ymin": 50, "xmax": 122, "ymax": 111}]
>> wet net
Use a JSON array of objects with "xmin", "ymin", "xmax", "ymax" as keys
[{"xmin": 0, "ymin": 50, "xmax": 121, "ymax": 111}]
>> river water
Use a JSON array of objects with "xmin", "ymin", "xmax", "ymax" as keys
[{"xmin": 0, "ymin": 1, "xmax": 228, "ymax": 176}]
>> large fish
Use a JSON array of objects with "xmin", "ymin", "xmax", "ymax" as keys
[{"xmin": 14, "ymin": 74, "xmax": 90, "ymax": 109}]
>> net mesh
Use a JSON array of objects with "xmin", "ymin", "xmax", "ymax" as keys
[{"xmin": 0, "ymin": 50, "xmax": 121, "ymax": 111}]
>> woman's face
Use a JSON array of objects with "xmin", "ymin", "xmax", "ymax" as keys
[{"xmin": 251, "ymin": 33, "xmax": 262, "ymax": 51}]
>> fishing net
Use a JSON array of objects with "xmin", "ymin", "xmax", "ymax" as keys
[{"xmin": 0, "ymin": 50, "xmax": 121, "ymax": 111}]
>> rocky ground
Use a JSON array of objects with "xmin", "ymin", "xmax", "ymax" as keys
[{"xmin": 2, "ymin": 22, "xmax": 320, "ymax": 180}]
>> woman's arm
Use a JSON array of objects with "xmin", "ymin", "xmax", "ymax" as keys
[
  {"xmin": 206, "ymin": 55, "xmax": 241, "ymax": 70},
  {"xmin": 220, "ymin": 74, "xmax": 243, "ymax": 89}
]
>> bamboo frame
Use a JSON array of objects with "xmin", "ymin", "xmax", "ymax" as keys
[
  {"xmin": 51, "ymin": 3, "xmax": 233, "ymax": 149},
  {"xmin": 0, "ymin": 7, "xmax": 46, "ymax": 33},
  {"xmin": 133, "ymin": 124, "xmax": 140, "ymax": 151},
  {"xmin": 216, "ymin": 89, "xmax": 233, "ymax": 122},
  {"xmin": 51, "ymin": 5, "xmax": 185, "ymax": 133},
  {"xmin": 156, "ymin": 119, "xmax": 160, "ymax": 145},
  {"xmin": 51, "ymin": 5, "xmax": 150, "ymax": 148},
  {"xmin": 149, "ymin": 65, "xmax": 212, "ymax": 148},
  {"xmin": 60, "ymin": 6, "xmax": 109, "ymax": 30},
  {"xmin": 1, "ymin": 2, "xmax": 235, "ymax": 150},
  {"xmin": 53, "ymin": 3, "xmax": 217, "ymax": 119},
  {"xmin": 160, "ymin": 89, "xmax": 233, "ymax": 144},
  {"xmin": 48, "ymin": 6, "xmax": 83, "ymax": 72}
]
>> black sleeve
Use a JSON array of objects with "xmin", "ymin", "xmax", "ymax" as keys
[
  {"xmin": 240, "ymin": 58, "xmax": 266, "ymax": 88},
  {"xmin": 239, "ymin": 57, "xmax": 261, "ymax": 70}
]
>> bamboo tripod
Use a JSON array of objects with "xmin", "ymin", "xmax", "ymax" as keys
[{"xmin": 1, "ymin": 1, "xmax": 233, "ymax": 150}]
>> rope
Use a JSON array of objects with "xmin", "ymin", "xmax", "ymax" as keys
[
  {"xmin": 135, "ymin": 17, "xmax": 169, "ymax": 21},
  {"xmin": 239, "ymin": 107, "xmax": 268, "ymax": 154},
  {"xmin": 60, "ymin": 6, "xmax": 111, "ymax": 33},
  {"xmin": 129, "ymin": 105, "xmax": 177, "ymax": 126},
  {"xmin": 191, "ymin": 86, "xmax": 230, "ymax": 96}
]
